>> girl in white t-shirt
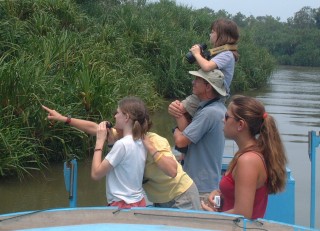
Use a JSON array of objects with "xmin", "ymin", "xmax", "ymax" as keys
[{"xmin": 92, "ymin": 96, "xmax": 148, "ymax": 208}]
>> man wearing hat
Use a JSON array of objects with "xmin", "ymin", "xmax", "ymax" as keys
[{"xmin": 169, "ymin": 69, "xmax": 227, "ymax": 202}]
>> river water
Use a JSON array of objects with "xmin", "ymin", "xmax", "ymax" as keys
[{"xmin": 0, "ymin": 65, "xmax": 319, "ymax": 228}]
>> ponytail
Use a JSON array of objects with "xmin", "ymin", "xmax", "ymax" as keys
[{"xmin": 229, "ymin": 95, "xmax": 288, "ymax": 194}]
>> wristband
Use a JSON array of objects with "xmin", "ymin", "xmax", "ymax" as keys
[
  {"xmin": 65, "ymin": 115, "xmax": 71, "ymax": 124},
  {"xmin": 152, "ymin": 150, "xmax": 159, "ymax": 158},
  {"xmin": 172, "ymin": 126, "xmax": 178, "ymax": 134},
  {"xmin": 94, "ymin": 148, "xmax": 102, "ymax": 152}
]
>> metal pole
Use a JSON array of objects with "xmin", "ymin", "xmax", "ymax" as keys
[
  {"xmin": 70, "ymin": 158, "xmax": 78, "ymax": 208},
  {"xmin": 64, "ymin": 158, "xmax": 78, "ymax": 208},
  {"xmin": 308, "ymin": 131, "xmax": 320, "ymax": 228}
]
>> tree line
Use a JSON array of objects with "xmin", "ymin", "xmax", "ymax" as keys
[{"xmin": 231, "ymin": 6, "xmax": 320, "ymax": 66}]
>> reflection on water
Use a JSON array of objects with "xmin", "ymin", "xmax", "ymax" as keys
[
  {"xmin": 0, "ymin": 160, "xmax": 106, "ymax": 212},
  {"xmin": 260, "ymin": 66, "xmax": 320, "ymax": 228},
  {"xmin": 0, "ymin": 66, "xmax": 319, "ymax": 228}
]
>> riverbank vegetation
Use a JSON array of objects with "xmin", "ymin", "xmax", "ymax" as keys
[
  {"xmin": 0, "ymin": 0, "xmax": 316, "ymax": 178},
  {"xmin": 233, "ymin": 6, "xmax": 320, "ymax": 67}
]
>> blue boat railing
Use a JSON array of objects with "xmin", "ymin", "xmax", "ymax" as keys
[
  {"xmin": 63, "ymin": 158, "xmax": 78, "ymax": 208},
  {"xmin": 308, "ymin": 131, "xmax": 320, "ymax": 229}
]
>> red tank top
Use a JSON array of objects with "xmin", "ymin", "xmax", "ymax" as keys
[{"xmin": 219, "ymin": 153, "xmax": 268, "ymax": 219}]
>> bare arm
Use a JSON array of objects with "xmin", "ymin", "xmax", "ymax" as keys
[
  {"xmin": 203, "ymin": 153, "xmax": 267, "ymax": 218},
  {"xmin": 168, "ymin": 100, "xmax": 189, "ymax": 131},
  {"xmin": 175, "ymin": 115, "xmax": 190, "ymax": 132},
  {"xmin": 143, "ymin": 135, "xmax": 177, "ymax": 178},
  {"xmin": 91, "ymin": 121, "xmax": 113, "ymax": 180},
  {"xmin": 42, "ymin": 105, "xmax": 98, "ymax": 135},
  {"xmin": 173, "ymin": 127, "xmax": 191, "ymax": 149},
  {"xmin": 225, "ymin": 153, "xmax": 264, "ymax": 218},
  {"xmin": 190, "ymin": 45, "xmax": 217, "ymax": 71}
]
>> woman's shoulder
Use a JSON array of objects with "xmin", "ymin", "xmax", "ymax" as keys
[
  {"xmin": 236, "ymin": 151, "xmax": 267, "ymax": 185},
  {"xmin": 235, "ymin": 152, "xmax": 267, "ymax": 178},
  {"xmin": 237, "ymin": 151, "xmax": 265, "ymax": 166}
]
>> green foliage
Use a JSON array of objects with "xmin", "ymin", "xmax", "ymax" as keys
[
  {"xmin": 0, "ymin": 0, "xmax": 159, "ymax": 178},
  {"xmin": 231, "ymin": 30, "xmax": 276, "ymax": 92},
  {"xmin": 0, "ymin": 0, "xmax": 275, "ymax": 178},
  {"xmin": 0, "ymin": 111, "xmax": 45, "ymax": 179},
  {"xmin": 288, "ymin": 7, "xmax": 318, "ymax": 29},
  {"xmin": 244, "ymin": 7, "xmax": 320, "ymax": 67}
]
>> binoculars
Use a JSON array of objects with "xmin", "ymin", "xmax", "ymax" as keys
[
  {"xmin": 186, "ymin": 43, "xmax": 238, "ymax": 64},
  {"xmin": 106, "ymin": 121, "xmax": 113, "ymax": 129},
  {"xmin": 185, "ymin": 43, "xmax": 211, "ymax": 64}
]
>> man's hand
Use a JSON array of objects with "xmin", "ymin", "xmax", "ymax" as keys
[{"xmin": 168, "ymin": 100, "xmax": 186, "ymax": 118}]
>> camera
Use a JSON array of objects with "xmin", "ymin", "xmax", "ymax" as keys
[
  {"xmin": 185, "ymin": 43, "xmax": 211, "ymax": 64},
  {"xmin": 213, "ymin": 195, "xmax": 221, "ymax": 208},
  {"xmin": 106, "ymin": 121, "xmax": 113, "ymax": 129}
]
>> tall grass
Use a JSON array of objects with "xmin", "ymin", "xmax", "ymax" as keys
[
  {"xmin": 0, "ymin": 112, "xmax": 45, "ymax": 179},
  {"xmin": 0, "ymin": 0, "xmax": 275, "ymax": 178}
]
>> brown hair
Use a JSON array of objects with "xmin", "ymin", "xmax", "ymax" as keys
[
  {"xmin": 118, "ymin": 96, "xmax": 149, "ymax": 140},
  {"xmin": 211, "ymin": 18, "xmax": 240, "ymax": 61},
  {"xmin": 227, "ymin": 95, "xmax": 287, "ymax": 194}
]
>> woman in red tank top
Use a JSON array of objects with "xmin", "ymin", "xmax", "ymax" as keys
[{"xmin": 201, "ymin": 95, "xmax": 288, "ymax": 219}]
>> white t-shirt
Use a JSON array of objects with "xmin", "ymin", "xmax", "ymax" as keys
[{"xmin": 105, "ymin": 135, "xmax": 146, "ymax": 204}]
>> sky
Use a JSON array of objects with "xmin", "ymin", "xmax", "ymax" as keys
[{"xmin": 174, "ymin": 0, "xmax": 319, "ymax": 22}]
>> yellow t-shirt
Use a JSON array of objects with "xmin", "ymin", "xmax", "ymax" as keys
[{"xmin": 143, "ymin": 132, "xmax": 193, "ymax": 203}]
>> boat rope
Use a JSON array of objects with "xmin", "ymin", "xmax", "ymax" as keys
[
  {"xmin": 0, "ymin": 208, "xmax": 57, "ymax": 223},
  {"xmin": 133, "ymin": 211, "xmax": 236, "ymax": 221},
  {"xmin": 112, "ymin": 208, "xmax": 122, "ymax": 214},
  {"xmin": 233, "ymin": 217, "xmax": 268, "ymax": 231},
  {"xmin": 132, "ymin": 211, "xmax": 268, "ymax": 230}
]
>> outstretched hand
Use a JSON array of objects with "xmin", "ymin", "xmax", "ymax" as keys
[{"xmin": 42, "ymin": 105, "xmax": 64, "ymax": 122}]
